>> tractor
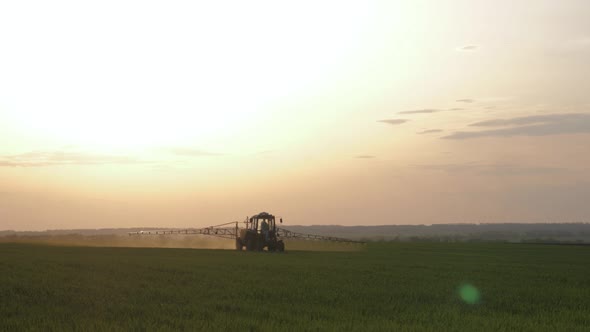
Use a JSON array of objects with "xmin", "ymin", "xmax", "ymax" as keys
[
  {"xmin": 129, "ymin": 211, "xmax": 363, "ymax": 252},
  {"xmin": 236, "ymin": 212, "xmax": 285, "ymax": 252}
]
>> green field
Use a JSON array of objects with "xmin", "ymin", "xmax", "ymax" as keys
[{"xmin": 1, "ymin": 242, "xmax": 589, "ymax": 331}]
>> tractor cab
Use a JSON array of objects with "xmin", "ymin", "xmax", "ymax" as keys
[
  {"xmin": 248, "ymin": 212, "xmax": 277, "ymax": 234},
  {"xmin": 236, "ymin": 212, "xmax": 285, "ymax": 252}
]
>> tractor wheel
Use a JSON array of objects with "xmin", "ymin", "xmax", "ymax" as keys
[
  {"xmin": 278, "ymin": 241, "xmax": 285, "ymax": 252},
  {"xmin": 235, "ymin": 238, "xmax": 243, "ymax": 251},
  {"xmin": 246, "ymin": 238, "xmax": 254, "ymax": 251}
]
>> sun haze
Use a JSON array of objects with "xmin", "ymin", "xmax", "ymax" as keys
[{"xmin": 1, "ymin": 0, "xmax": 589, "ymax": 231}]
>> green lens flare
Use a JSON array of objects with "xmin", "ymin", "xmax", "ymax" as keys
[{"xmin": 459, "ymin": 284, "xmax": 480, "ymax": 304}]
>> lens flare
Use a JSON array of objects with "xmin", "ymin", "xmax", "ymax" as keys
[{"xmin": 458, "ymin": 283, "xmax": 480, "ymax": 304}]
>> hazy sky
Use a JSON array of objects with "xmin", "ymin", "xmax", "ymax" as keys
[{"xmin": 1, "ymin": 0, "xmax": 589, "ymax": 230}]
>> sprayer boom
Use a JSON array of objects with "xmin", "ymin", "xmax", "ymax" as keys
[
  {"xmin": 128, "ymin": 222, "xmax": 238, "ymax": 240},
  {"xmin": 129, "ymin": 212, "xmax": 364, "ymax": 251}
]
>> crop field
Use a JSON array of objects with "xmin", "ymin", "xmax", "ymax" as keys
[{"xmin": 1, "ymin": 242, "xmax": 589, "ymax": 331}]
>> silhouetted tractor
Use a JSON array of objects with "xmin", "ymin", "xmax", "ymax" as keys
[
  {"xmin": 236, "ymin": 212, "xmax": 284, "ymax": 252},
  {"xmin": 129, "ymin": 211, "xmax": 363, "ymax": 252}
]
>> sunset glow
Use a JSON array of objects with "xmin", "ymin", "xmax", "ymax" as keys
[{"xmin": 1, "ymin": 0, "xmax": 589, "ymax": 230}]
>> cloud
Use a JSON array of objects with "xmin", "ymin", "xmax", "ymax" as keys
[
  {"xmin": 398, "ymin": 109, "xmax": 441, "ymax": 114},
  {"xmin": 456, "ymin": 99, "xmax": 475, "ymax": 103},
  {"xmin": 457, "ymin": 45, "xmax": 478, "ymax": 51},
  {"xmin": 469, "ymin": 113, "xmax": 587, "ymax": 127},
  {"xmin": 378, "ymin": 119, "xmax": 409, "ymax": 125},
  {"xmin": 355, "ymin": 155, "xmax": 376, "ymax": 159},
  {"xmin": 415, "ymin": 162, "xmax": 565, "ymax": 176},
  {"xmin": 254, "ymin": 150, "xmax": 276, "ymax": 156},
  {"xmin": 417, "ymin": 129, "xmax": 443, "ymax": 134},
  {"xmin": 399, "ymin": 107, "xmax": 467, "ymax": 115},
  {"xmin": 573, "ymin": 37, "xmax": 590, "ymax": 46},
  {"xmin": 0, "ymin": 147, "xmax": 224, "ymax": 167},
  {"xmin": 443, "ymin": 113, "xmax": 590, "ymax": 139},
  {"xmin": 561, "ymin": 37, "xmax": 590, "ymax": 52},
  {"xmin": 0, "ymin": 151, "xmax": 144, "ymax": 167},
  {"xmin": 161, "ymin": 147, "xmax": 222, "ymax": 157}
]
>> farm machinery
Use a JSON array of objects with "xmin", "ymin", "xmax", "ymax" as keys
[{"xmin": 129, "ymin": 212, "xmax": 363, "ymax": 252}]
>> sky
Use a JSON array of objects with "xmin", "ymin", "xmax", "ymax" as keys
[{"xmin": 1, "ymin": 0, "xmax": 589, "ymax": 231}]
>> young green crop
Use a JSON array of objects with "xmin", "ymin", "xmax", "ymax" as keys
[{"xmin": 1, "ymin": 242, "xmax": 589, "ymax": 331}]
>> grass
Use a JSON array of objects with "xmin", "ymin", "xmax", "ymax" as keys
[{"xmin": 1, "ymin": 241, "xmax": 589, "ymax": 331}]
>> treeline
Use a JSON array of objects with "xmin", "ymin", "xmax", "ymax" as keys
[
  {"xmin": 283, "ymin": 223, "xmax": 590, "ymax": 243},
  {"xmin": 1, "ymin": 223, "xmax": 589, "ymax": 244}
]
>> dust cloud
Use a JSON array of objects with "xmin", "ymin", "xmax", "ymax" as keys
[
  {"xmin": 0, "ymin": 235, "xmax": 365, "ymax": 251},
  {"xmin": 0, "ymin": 234, "xmax": 234, "ymax": 250}
]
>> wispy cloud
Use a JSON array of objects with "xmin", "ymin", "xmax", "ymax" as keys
[
  {"xmin": 417, "ymin": 129, "xmax": 443, "ymax": 135},
  {"xmin": 561, "ymin": 37, "xmax": 590, "ymax": 52},
  {"xmin": 398, "ymin": 107, "xmax": 466, "ymax": 115},
  {"xmin": 457, "ymin": 45, "xmax": 478, "ymax": 51},
  {"xmin": 0, "ymin": 151, "xmax": 144, "ymax": 167},
  {"xmin": 253, "ymin": 150, "xmax": 276, "ymax": 156},
  {"xmin": 355, "ymin": 155, "xmax": 376, "ymax": 159},
  {"xmin": 469, "ymin": 113, "xmax": 587, "ymax": 127},
  {"xmin": 398, "ymin": 109, "xmax": 441, "ymax": 114},
  {"xmin": 572, "ymin": 37, "xmax": 590, "ymax": 46},
  {"xmin": 456, "ymin": 99, "xmax": 475, "ymax": 103},
  {"xmin": 443, "ymin": 113, "xmax": 590, "ymax": 139},
  {"xmin": 415, "ymin": 162, "xmax": 565, "ymax": 176},
  {"xmin": 378, "ymin": 119, "xmax": 409, "ymax": 125},
  {"xmin": 160, "ymin": 147, "xmax": 222, "ymax": 157}
]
